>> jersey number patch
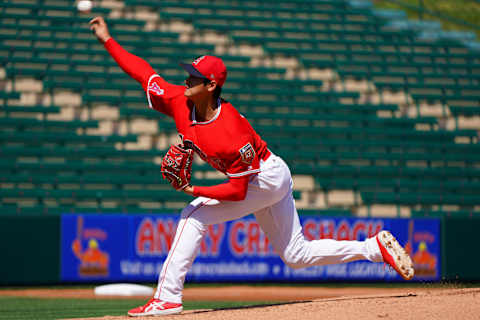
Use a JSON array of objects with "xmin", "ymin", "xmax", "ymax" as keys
[{"xmin": 239, "ymin": 143, "xmax": 255, "ymax": 165}]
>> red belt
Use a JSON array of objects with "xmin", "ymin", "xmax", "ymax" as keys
[{"xmin": 261, "ymin": 149, "xmax": 272, "ymax": 161}]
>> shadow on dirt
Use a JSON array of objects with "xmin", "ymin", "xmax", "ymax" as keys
[{"xmin": 191, "ymin": 300, "xmax": 314, "ymax": 314}]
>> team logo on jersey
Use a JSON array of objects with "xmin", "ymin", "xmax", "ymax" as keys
[
  {"xmin": 148, "ymin": 82, "xmax": 164, "ymax": 96},
  {"xmin": 239, "ymin": 143, "xmax": 255, "ymax": 165}
]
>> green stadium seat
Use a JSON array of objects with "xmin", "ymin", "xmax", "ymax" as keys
[
  {"xmin": 245, "ymin": 112, "xmax": 436, "ymax": 127},
  {"xmin": 0, "ymin": 2, "xmax": 110, "ymax": 15},
  {"xmin": 0, "ymin": 34, "xmax": 212, "ymax": 53},
  {"xmin": 0, "ymin": 188, "xmax": 193, "ymax": 202},
  {"xmin": 0, "ymin": 118, "xmax": 98, "ymax": 130},
  {"xmin": 278, "ymin": 149, "xmax": 480, "ymax": 164},
  {"xmin": 1, "ymin": 106, "xmax": 61, "ymax": 116},
  {"xmin": 1, "ymin": 173, "xmax": 225, "ymax": 186},
  {"xmin": 0, "ymin": 205, "xmax": 183, "ymax": 215},
  {"xmin": 449, "ymin": 106, "xmax": 480, "ymax": 117},
  {"xmin": 0, "ymin": 159, "xmax": 210, "ymax": 175},
  {"xmin": 301, "ymin": 55, "xmax": 478, "ymax": 72},
  {"xmin": 290, "ymin": 164, "xmax": 480, "ymax": 181},
  {"xmin": 373, "ymin": 81, "xmax": 479, "ymax": 93},
  {"xmin": 361, "ymin": 191, "xmax": 480, "ymax": 206},
  {"xmin": 233, "ymin": 100, "xmax": 398, "ymax": 114},
  {"xmin": 266, "ymin": 137, "xmax": 480, "ymax": 157},
  {"xmin": 270, "ymin": 46, "xmax": 479, "ymax": 63},
  {"xmin": 0, "ymin": 44, "xmax": 249, "ymax": 67},
  {"xmin": 0, "ymin": 132, "xmax": 137, "ymax": 144},
  {"xmin": 0, "ymin": 146, "xmax": 165, "ymax": 159},
  {"xmin": 411, "ymin": 93, "xmax": 480, "ymax": 105},
  {"xmin": 410, "ymin": 210, "xmax": 478, "ymax": 218},
  {"xmin": 42, "ymin": 76, "xmax": 321, "ymax": 93},
  {"xmin": 298, "ymin": 208, "xmax": 352, "ymax": 216},
  {"xmin": 139, "ymin": 1, "xmax": 368, "ymax": 17},
  {"xmin": 256, "ymin": 123, "xmax": 476, "ymax": 141},
  {"xmin": 0, "ymin": 23, "xmax": 176, "ymax": 39},
  {"xmin": 0, "ymin": 13, "xmax": 144, "ymax": 29},
  {"xmin": 316, "ymin": 177, "xmax": 480, "ymax": 193},
  {"xmin": 0, "ymin": 92, "xmax": 20, "ymax": 101}
]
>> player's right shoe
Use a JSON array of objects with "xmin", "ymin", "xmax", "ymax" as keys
[
  {"xmin": 127, "ymin": 298, "xmax": 183, "ymax": 317},
  {"xmin": 376, "ymin": 230, "xmax": 414, "ymax": 280}
]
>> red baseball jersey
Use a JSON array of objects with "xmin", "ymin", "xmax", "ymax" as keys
[{"xmin": 145, "ymin": 74, "xmax": 270, "ymax": 178}]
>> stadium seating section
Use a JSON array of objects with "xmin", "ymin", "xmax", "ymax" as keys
[{"xmin": 1, "ymin": 0, "xmax": 479, "ymax": 217}]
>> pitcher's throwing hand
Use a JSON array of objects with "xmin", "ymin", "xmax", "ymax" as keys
[{"xmin": 89, "ymin": 16, "xmax": 111, "ymax": 43}]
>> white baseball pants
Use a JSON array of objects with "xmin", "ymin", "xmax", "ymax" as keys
[{"xmin": 154, "ymin": 154, "xmax": 383, "ymax": 303}]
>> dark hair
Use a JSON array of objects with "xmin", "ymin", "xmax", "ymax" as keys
[
  {"xmin": 203, "ymin": 79, "xmax": 222, "ymax": 100},
  {"xmin": 213, "ymin": 86, "xmax": 222, "ymax": 100}
]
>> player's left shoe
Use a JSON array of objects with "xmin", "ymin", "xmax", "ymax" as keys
[
  {"xmin": 376, "ymin": 230, "xmax": 414, "ymax": 280},
  {"xmin": 127, "ymin": 298, "xmax": 183, "ymax": 317}
]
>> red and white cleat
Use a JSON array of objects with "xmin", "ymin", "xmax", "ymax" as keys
[
  {"xmin": 376, "ymin": 231, "xmax": 415, "ymax": 280},
  {"xmin": 127, "ymin": 298, "xmax": 183, "ymax": 317}
]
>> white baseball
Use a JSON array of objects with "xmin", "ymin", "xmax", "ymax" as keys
[{"xmin": 77, "ymin": 0, "xmax": 93, "ymax": 12}]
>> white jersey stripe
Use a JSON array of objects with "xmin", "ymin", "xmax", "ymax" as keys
[
  {"xmin": 146, "ymin": 74, "xmax": 161, "ymax": 109},
  {"xmin": 226, "ymin": 168, "xmax": 261, "ymax": 178}
]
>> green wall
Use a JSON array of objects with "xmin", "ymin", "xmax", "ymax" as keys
[
  {"xmin": 442, "ymin": 216, "xmax": 480, "ymax": 281},
  {"xmin": 0, "ymin": 215, "xmax": 60, "ymax": 285}
]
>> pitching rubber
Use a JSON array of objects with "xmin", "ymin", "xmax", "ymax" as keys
[{"xmin": 377, "ymin": 231, "xmax": 414, "ymax": 280}]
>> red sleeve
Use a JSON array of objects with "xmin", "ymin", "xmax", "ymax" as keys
[
  {"xmin": 104, "ymin": 38, "xmax": 154, "ymax": 86},
  {"xmin": 145, "ymin": 76, "xmax": 186, "ymax": 117},
  {"xmin": 104, "ymin": 38, "xmax": 185, "ymax": 117},
  {"xmin": 193, "ymin": 176, "xmax": 249, "ymax": 201}
]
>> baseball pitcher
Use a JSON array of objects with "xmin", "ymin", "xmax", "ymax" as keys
[{"xmin": 90, "ymin": 17, "xmax": 414, "ymax": 317}]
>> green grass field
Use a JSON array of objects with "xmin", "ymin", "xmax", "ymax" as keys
[
  {"xmin": 1, "ymin": 282, "xmax": 478, "ymax": 320},
  {"xmin": 0, "ymin": 296, "xmax": 279, "ymax": 320}
]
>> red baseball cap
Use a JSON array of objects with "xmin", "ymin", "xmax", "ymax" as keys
[{"xmin": 180, "ymin": 55, "xmax": 227, "ymax": 87}]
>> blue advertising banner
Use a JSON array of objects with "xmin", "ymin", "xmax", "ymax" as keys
[{"xmin": 61, "ymin": 214, "xmax": 440, "ymax": 282}]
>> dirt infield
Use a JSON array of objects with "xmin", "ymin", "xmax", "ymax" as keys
[
  {"xmin": 0, "ymin": 286, "xmax": 430, "ymax": 301},
  {"xmin": 2, "ymin": 286, "xmax": 480, "ymax": 319},
  {"xmin": 157, "ymin": 288, "xmax": 479, "ymax": 320}
]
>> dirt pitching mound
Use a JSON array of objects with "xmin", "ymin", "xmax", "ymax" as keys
[
  {"xmin": 55, "ymin": 287, "xmax": 479, "ymax": 320},
  {"xmin": 0, "ymin": 286, "xmax": 431, "ymax": 301}
]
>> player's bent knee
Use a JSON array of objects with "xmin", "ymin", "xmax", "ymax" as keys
[
  {"xmin": 279, "ymin": 236, "xmax": 312, "ymax": 269},
  {"xmin": 281, "ymin": 257, "xmax": 307, "ymax": 269},
  {"xmin": 178, "ymin": 206, "xmax": 208, "ymax": 234},
  {"xmin": 281, "ymin": 250, "xmax": 309, "ymax": 269},
  {"xmin": 181, "ymin": 197, "xmax": 211, "ymax": 219}
]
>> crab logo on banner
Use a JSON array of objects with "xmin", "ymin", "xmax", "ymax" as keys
[
  {"xmin": 71, "ymin": 216, "xmax": 110, "ymax": 277},
  {"xmin": 239, "ymin": 143, "xmax": 255, "ymax": 165},
  {"xmin": 404, "ymin": 220, "xmax": 438, "ymax": 278}
]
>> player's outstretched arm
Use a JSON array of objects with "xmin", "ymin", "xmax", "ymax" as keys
[{"xmin": 89, "ymin": 16, "xmax": 155, "ymax": 86}]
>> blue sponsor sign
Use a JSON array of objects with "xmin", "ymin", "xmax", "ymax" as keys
[{"xmin": 61, "ymin": 214, "xmax": 440, "ymax": 282}]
